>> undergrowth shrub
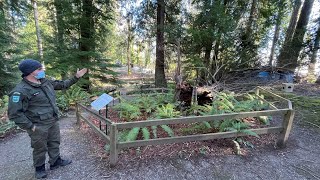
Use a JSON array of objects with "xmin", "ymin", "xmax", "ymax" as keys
[
  {"xmin": 113, "ymin": 102, "xmax": 141, "ymax": 121},
  {"xmin": 56, "ymin": 86, "xmax": 89, "ymax": 112},
  {"xmin": 131, "ymin": 95, "xmax": 158, "ymax": 114}
]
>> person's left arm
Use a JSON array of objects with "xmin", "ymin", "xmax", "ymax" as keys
[{"xmin": 50, "ymin": 68, "xmax": 87, "ymax": 90}]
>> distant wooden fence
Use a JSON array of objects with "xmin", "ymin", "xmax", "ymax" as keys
[{"xmin": 76, "ymin": 86, "xmax": 294, "ymax": 166}]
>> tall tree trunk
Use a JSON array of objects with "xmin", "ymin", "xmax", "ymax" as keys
[
  {"xmin": 309, "ymin": 21, "xmax": 320, "ymax": 82},
  {"xmin": 286, "ymin": 0, "xmax": 314, "ymax": 71},
  {"xmin": 277, "ymin": 0, "xmax": 312, "ymax": 71},
  {"xmin": 284, "ymin": 0, "xmax": 301, "ymax": 43},
  {"xmin": 277, "ymin": 0, "xmax": 301, "ymax": 68},
  {"xmin": 174, "ymin": 38, "xmax": 182, "ymax": 101},
  {"xmin": 32, "ymin": 0, "xmax": 43, "ymax": 60},
  {"xmin": 238, "ymin": 0, "xmax": 257, "ymax": 66},
  {"xmin": 155, "ymin": 0, "xmax": 167, "ymax": 88},
  {"xmin": 200, "ymin": 44, "xmax": 212, "ymax": 85},
  {"xmin": 79, "ymin": 0, "xmax": 94, "ymax": 90},
  {"xmin": 269, "ymin": 0, "xmax": 285, "ymax": 67},
  {"xmin": 126, "ymin": 17, "xmax": 132, "ymax": 75},
  {"xmin": 53, "ymin": 0, "xmax": 67, "ymax": 78},
  {"xmin": 210, "ymin": 0, "xmax": 227, "ymax": 82},
  {"xmin": 246, "ymin": 0, "xmax": 257, "ymax": 35},
  {"xmin": 269, "ymin": 20, "xmax": 280, "ymax": 67},
  {"xmin": 53, "ymin": 0, "xmax": 64, "ymax": 52}
]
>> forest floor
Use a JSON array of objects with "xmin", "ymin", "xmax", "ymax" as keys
[
  {"xmin": 1, "ymin": 68, "xmax": 320, "ymax": 179},
  {"xmin": 1, "ymin": 107, "xmax": 320, "ymax": 180}
]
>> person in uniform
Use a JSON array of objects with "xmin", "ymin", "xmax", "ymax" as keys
[{"xmin": 8, "ymin": 59, "xmax": 88, "ymax": 179}]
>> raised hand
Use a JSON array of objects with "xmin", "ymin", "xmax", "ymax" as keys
[{"xmin": 75, "ymin": 68, "xmax": 88, "ymax": 78}]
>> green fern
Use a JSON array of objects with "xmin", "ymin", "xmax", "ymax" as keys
[
  {"xmin": 223, "ymin": 121, "xmax": 259, "ymax": 138},
  {"xmin": 154, "ymin": 92, "xmax": 174, "ymax": 105},
  {"xmin": 117, "ymin": 130, "xmax": 130, "ymax": 142},
  {"xmin": 219, "ymin": 119, "xmax": 236, "ymax": 132},
  {"xmin": 65, "ymin": 86, "xmax": 89, "ymax": 105},
  {"xmin": 126, "ymin": 127, "xmax": 140, "ymax": 141},
  {"xmin": 142, "ymin": 127, "xmax": 150, "ymax": 140},
  {"xmin": 240, "ymin": 129, "xmax": 259, "ymax": 137},
  {"xmin": 155, "ymin": 103, "xmax": 180, "ymax": 119},
  {"xmin": 212, "ymin": 120, "xmax": 220, "ymax": 128},
  {"xmin": 160, "ymin": 125, "xmax": 174, "ymax": 137},
  {"xmin": 131, "ymin": 95, "xmax": 158, "ymax": 113},
  {"xmin": 151, "ymin": 126, "xmax": 158, "ymax": 138},
  {"xmin": 202, "ymin": 121, "xmax": 212, "ymax": 128},
  {"xmin": 114, "ymin": 102, "xmax": 141, "ymax": 121},
  {"xmin": 187, "ymin": 104, "xmax": 210, "ymax": 115},
  {"xmin": 56, "ymin": 86, "xmax": 89, "ymax": 111}
]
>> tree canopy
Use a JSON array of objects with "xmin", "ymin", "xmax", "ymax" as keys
[{"xmin": 0, "ymin": 0, "xmax": 320, "ymax": 96}]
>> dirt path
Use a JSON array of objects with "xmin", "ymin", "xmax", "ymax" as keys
[{"xmin": 1, "ymin": 115, "xmax": 320, "ymax": 180}]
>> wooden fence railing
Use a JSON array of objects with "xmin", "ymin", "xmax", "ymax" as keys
[{"xmin": 76, "ymin": 86, "xmax": 294, "ymax": 166}]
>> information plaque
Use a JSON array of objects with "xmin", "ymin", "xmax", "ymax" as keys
[{"xmin": 90, "ymin": 93, "xmax": 113, "ymax": 111}]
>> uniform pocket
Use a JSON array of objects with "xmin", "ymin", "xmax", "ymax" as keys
[{"xmin": 38, "ymin": 108, "xmax": 54, "ymax": 120}]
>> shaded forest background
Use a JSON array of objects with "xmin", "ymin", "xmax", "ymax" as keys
[{"xmin": 0, "ymin": 0, "xmax": 320, "ymax": 97}]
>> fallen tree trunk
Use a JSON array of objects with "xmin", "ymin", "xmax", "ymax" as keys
[{"xmin": 177, "ymin": 83, "xmax": 213, "ymax": 106}]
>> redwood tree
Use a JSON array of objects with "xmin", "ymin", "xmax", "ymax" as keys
[
  {"xmin": 155, "ymin": 0, "xmax": 167, "ymax": 88},
  {"xmin": 277, "ymin": 0, "xmax": 314, "ymax": 71}
]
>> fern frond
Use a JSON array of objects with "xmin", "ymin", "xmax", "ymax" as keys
[
  {"xmin": 142, "ymin": 127, "xmax": 150, "ymax": 140},
  {"xmin": 241, "ymin": 129, "xmax": 260, "ymax": 138},
  {"xmin": 225, "ymin": 127, "xmax": 237, "ymax": 131},
  {"xmin": 151, "ymin": 126, "xmax": 157, "ymax": 138},
  {"xmin": 118, "ymin": 130, "xmax": 129, "ymax": 142},
  {"xmin": 160, "ymin": 125, "xmax": 174, "ymax": 137},
  {"xmin": 219, "ymin": 119, "xmax": 236, "ymax": 132},
  {"xmin": 213, "ymin": 120, "xmax": 220, "ymax": 128},
  {"xmin": 202, "ymin": 121, "xmax": 212, "ymax": 129},
  {"xmin": 126, "ymin": 127, "xmax": 140, "ymax": 141}
]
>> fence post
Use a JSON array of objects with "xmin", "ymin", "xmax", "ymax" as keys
[
  {"xmin": 276, "ymin": 109, "xmax": 295, "ymax": 148},
  {"xmin": 110, "ymin": 124, "xmax": 118, "ymax": 166}
]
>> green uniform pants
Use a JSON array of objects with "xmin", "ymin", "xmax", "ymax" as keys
[{"xmin": 27, "ymin": 121, "xmax": 60, "ymax": 167}]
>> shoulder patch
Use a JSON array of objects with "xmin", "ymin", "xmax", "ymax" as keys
[{"xmin": 12, "ymin": 93, "xmax": 21, "ymax": 103}]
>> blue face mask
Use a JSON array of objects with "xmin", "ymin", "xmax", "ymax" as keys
[{"xmin": 34, "ymin": 70, "xmax": 46, "ymax": 79}]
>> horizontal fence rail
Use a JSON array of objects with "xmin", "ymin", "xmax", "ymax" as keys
[
  {"xmin": 77, "ymin": 112, "xmax": 111, "ymax": 143},
  {"xmin": 115, "ymin": 109, "xmax": 289, "ymax": 129},
  {"xmin": 118, "ymin": 127, "xmax": 283, "ymax": 149},
  {"xmin": 76, "ymin": 87, "xmax": 294, "ymax": 166},
  {"xmin": 256, "ymin": 86, "xmax": 293, "ymax": 109}
]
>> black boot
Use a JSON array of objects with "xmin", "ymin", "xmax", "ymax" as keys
[
  {"xmin": 35, "ymin": 164, "xmax": 47, "ymax": 179},
  {"xmin": 50, "ymin": 156, "xmax": 72, "ymax": 170}
]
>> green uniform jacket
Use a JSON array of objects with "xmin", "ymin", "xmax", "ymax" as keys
[{"xmin": 8, "ymin": 76, "xmax": 79, "ymax": 130}]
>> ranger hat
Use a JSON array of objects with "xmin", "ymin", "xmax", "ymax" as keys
[{"xmin": 18, "ymin": 59, "xmax": 42, "ymax": 77}]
